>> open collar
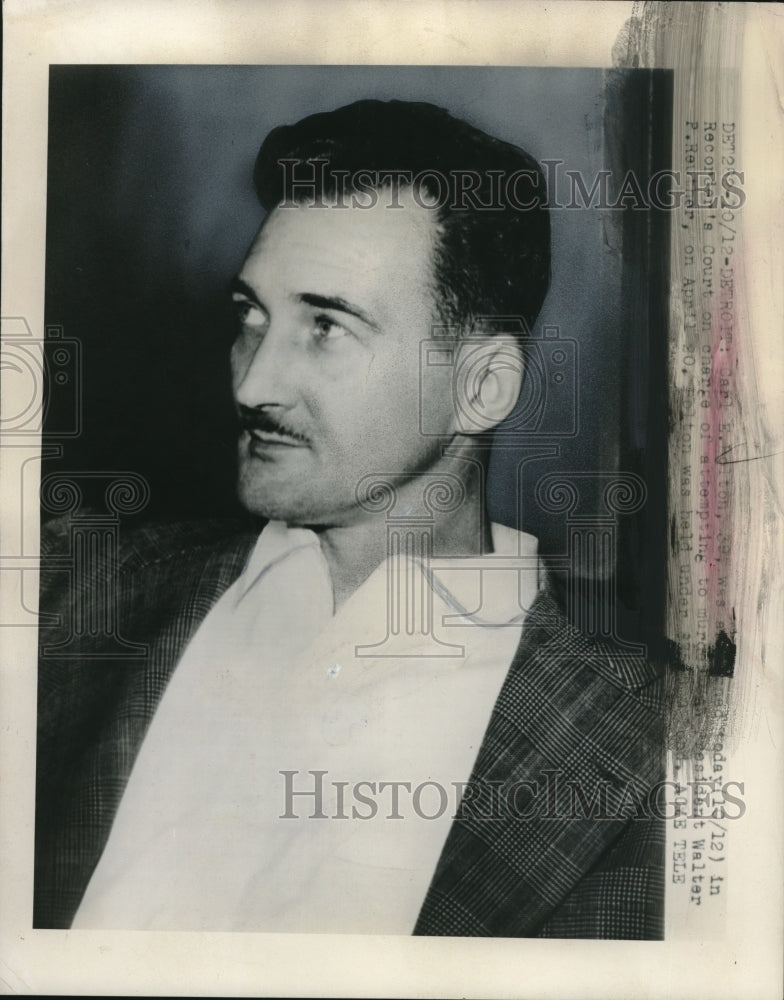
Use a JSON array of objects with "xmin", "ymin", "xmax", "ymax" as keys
[{"xmin": 235, "ymin": 519, "xmax": 540, "ymax": 627}]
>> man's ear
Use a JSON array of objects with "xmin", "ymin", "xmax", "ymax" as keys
[{"xmin": 452, "ymin": 335, "xmax": 524, "ymax": 434}]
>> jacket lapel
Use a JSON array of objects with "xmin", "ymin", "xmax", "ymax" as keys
[{"xmin": 414, "ymin": 587, "xmax": 665, "ymax": 937}]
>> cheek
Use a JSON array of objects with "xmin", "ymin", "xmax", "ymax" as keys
[
  {"xmin": 306, "ymin": 347, "xmax": 434, "ymax": 456},
  {"xmin": 352, "ymin": 382, "xmax": 432, "ymax": 467},
  {"xmin": 230, "ymin": 339, "xmax": 254, "ymax": 391},
  {"xmin": 304, "ymin": 350, "xmax": 379, "ymax": 418}
]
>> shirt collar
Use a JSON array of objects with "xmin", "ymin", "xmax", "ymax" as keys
[
  {"xmin": 235, "ymin": 520, "xmax": 321, "ymax": 603},
  {"xmin": 425, "ymin": 522, "xmax": 540, "ymax": 626},
  {"xmin": 236, "ymin": 520, "xmax": 540, "ymax": 626}
]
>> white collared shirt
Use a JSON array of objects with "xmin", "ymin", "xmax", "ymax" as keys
[{"xmin": 73, "ymin": 521, "xmax": 541, "ymax": 932}]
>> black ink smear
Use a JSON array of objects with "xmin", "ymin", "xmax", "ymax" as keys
[{"xmin": 707, "ymin": 629, "xmax": 737, "ymax": 678}]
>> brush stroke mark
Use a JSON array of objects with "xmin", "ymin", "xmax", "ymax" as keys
[
  {"xmin": 615, "ymin": 4, "xmax": 784, "ymax": 944},
  {"xmin": 613, "ymin": 2, "xmax": 781, "ymax": 762}
]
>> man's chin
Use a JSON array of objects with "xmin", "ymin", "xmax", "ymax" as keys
[
  {"xmin": 237, "ymin": 483, "xmax": 296, "ymax": 522},
  {"xmin": 237, "ymin": 472, "xmax": 331, "ymax": 525}
]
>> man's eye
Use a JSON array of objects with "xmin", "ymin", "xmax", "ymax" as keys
[
  {"xmin": 234, "ymin": 298, "xmax": 266, "ymax": 329},
  {"xmin": 313, "ymin": 315, "xmax": 348, "ymax": 341}
]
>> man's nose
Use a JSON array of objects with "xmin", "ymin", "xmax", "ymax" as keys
[{"xmin": 232, "ymin": 326, "xmax": 297, "ymax": 410}]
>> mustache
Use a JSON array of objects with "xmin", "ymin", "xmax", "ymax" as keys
[{"xmin": 236, "ymin": 405, "xmax": 312, "ymax": 445}]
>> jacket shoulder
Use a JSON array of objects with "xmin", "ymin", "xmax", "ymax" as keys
[
  {"xmin": 40, "ymin": 513, "xmax": 260, "ymax": 573},
  {"xmin": 519, "ymin": 584, "xmax": 666, "ymax": 698},
  {"xmin": 37, "ymin": 514, "xmax": 261, "ymax": 659}
]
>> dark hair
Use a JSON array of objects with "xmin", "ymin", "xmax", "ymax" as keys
[{"xmin": 253, "ymin": 99, "xmax": 551, "ymax": 338}]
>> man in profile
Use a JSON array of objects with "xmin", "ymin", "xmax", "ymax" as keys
[{"xmin": 35, "ymin": 99, "xmax": 665, "ymax": 937}]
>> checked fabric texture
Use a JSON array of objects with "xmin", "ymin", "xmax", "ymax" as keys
[{"xmin": 34, "ymin": 516, "xmax": 666, "ymax": 937}]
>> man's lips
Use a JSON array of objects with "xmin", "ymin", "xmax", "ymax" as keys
[
  {"xmin": 245, "ymin": 428, "xmax": 309, "ymax": 450},
  {"xmin": 236, "ymin": 406, "xmax": 311, "ymax": 449}
]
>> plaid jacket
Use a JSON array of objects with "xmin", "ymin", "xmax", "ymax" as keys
[{"xmin": 34, "ymin": 516, "xmax": 666, "ymax": 937}]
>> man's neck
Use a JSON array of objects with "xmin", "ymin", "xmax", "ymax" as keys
[{"xmin": 313, "ymin": 443, "xmax": 492, "ymax": 612}]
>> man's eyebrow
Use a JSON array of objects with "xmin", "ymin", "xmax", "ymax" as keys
[
  {"xmin": 229, "ymin": 276, "xmax": 262, "ymax": 302},
  {"xmin": 229, "ymin": 279, "xmax": 381, "ymax": 334},
  {"xmin": 298, "ymin": 293, "xmax": 381, "ymax": 333}
]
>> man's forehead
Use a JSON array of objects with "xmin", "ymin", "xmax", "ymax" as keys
[{"xmin": 246, "ymin": 189, "xmax": 439, "ymax": 273}]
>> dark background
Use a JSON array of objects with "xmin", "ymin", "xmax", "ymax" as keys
[{"xmin": 43, "ymin": 65, "xmax": 671, "ymax": 645}]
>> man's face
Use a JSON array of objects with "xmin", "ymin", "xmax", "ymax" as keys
[{"xmin": 231, "ymin": 188, "xmax": 457, "ymax": 525}]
